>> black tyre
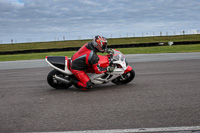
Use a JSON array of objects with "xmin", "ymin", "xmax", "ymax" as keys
[
  {"xmin": 47, "ymin": 69, "xmax": 72, "ymax": 89},
  {"xmin": 111, "ymin": 69, "xmax": 135, "ymax": 85}
]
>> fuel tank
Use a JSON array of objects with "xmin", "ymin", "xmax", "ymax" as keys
[
  {"xmin": 86, "ymin": 55, "xmax": 109, "ymax": 73},
  {"xmin": 98, "ymin": 55, "xmax": 109, "ymax": 68}
]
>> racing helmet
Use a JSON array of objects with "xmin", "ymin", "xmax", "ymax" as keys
[{"xmin": 92, "ymin": 35, "xmax": 107, "ymax": 52}]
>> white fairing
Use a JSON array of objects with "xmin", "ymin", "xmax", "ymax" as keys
[
  {"xmin": 88, "ymin": 73, "xmax": 105, "ymax": 84},
  {"xmin": 88, "ymin": 66, "xmax": 126, "ymax": 84},
  {"xmin": 64, "ymin": 58, "xmax": 73, "ymax": 75},
  {"xmin": 45, "ymin": 58, "xmax": 73, "ymax": 75},
  {"xmin": 113, "ymin": 54, "xmax": 127, "ymax": 70}
]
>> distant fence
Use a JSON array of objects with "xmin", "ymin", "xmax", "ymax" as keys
[{"xmin": 0, "ymin": 41, "xmax": 200, "ymax": 55}]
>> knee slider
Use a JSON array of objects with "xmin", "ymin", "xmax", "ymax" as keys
[{"xmin": 86, "ymin": 80, "xmax": 93, "ymax": 89}]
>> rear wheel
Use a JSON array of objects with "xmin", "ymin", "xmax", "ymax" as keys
[
  {"xmin": 47, "ymin": 69, "xmax": 72, "ymax": 89},
  {"xmin": 111, "ymin": 69, "xmax": 135, "ymax": 85}
]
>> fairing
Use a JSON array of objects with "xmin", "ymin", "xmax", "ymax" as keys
[
  {"xmin": 46, "ymin": 56, "xmax": 72, "ymax": 75},
  {"xmin": 112, "ymin": 49, "xmax": 128, "ymax": 71},
  {"xmin": 98, "ymin": 55, "xmax": 109, "ymax": 68}
]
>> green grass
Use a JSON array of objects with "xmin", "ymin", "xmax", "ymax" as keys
[
  {"xmin": 0, "ymin": 51, "xmax": 76, "ymax": 61},
  {"xmin": 1, "ymin": 34, "xmax": 200, "ymax": 52},
  {"xmin": 118, "ymin": 44, "xmax": 200, "ymax": 54},
  {"xmin": 108, "ymin": 34, "xmax": 200, "ymax": 45},
  {"xmin": 0, "ymin": 44, "xmax": 200, "ymax": 61}
]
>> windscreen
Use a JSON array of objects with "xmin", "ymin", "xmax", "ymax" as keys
[{"xmin": 112, "ymin": 49, "xmax": 125, "ymax": 61}]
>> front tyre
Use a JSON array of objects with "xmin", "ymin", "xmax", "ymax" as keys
[
  {"xmin": 47, "ymin": 69, "xmax": 72, "ymax": 89},
  {"xmin": 111, "ymin": 69, "xmax": 135, "ymax": 85}
]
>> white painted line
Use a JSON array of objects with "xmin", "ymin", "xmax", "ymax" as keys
[{"xmin": 28, "ymin": 126, "xmax": 200, "ymax": 133}]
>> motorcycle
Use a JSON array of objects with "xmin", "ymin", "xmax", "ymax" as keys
[{"xmin": 45, "ymin": 49, "xmax": 135, "ymax": 89}]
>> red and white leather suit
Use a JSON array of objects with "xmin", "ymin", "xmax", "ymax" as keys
[{"xmin": 70, "ymin": 42, "xmax": 107, "ymax": 90}]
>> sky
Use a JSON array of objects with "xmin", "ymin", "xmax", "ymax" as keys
[{"xmin": 0, "ymin": 0, "xmax": 200, "ymax": 44}]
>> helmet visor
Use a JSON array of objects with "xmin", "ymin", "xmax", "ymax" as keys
[{"xmin": 102, "ymin": 42, "xmax": 107, "ymax": 51}]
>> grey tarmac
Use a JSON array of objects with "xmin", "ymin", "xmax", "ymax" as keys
[{"xmin": 0, "ymin": 53, "xmax": 200, "ymax": 133}]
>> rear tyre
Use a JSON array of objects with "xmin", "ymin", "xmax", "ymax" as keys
[
  {"xmin": 47, "ymin": 69, "xmax": 72, "ymax": 89},
  {"xmin": 111, "ymin": 69, "xmax": 135, "ymax": 85}
]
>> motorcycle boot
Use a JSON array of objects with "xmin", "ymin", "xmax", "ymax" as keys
[
  {"xmin": 81, "ymin": 80, "xmax": 93, "ymax": 91},
  {"xmin": 70, "ymin": 77, "xmax": 93, "ymax": 91}
]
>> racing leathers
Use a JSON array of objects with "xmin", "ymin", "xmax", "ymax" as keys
[{"xmin": 70, "ymin": 42, "xmax": 107, "ymax": 90}]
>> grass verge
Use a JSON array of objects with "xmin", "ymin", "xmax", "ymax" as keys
[
  {"xmin": 0, "ymin": 44, "xmax": 200, "ymax": 62},
  {"xmin": 0, "ymin": 34, "xmax": 200, "ymax": 52}
]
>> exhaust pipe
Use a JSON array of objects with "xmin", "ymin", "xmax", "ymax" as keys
[{"xmin": 54, "ymin": 75, "xmax": 70, "ymax": 84}]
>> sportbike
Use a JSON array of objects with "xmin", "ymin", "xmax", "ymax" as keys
[{"xmin": 45, "ymin": 49, "xmax": 135, "ymax": 89}]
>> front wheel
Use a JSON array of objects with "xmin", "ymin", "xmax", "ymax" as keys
[
  {"xmin": 47, "ymin": 69, "xmax": 72, "ymax": 89},
  {"xmin": 111, "ymin": 69, "xmax": 135, "ymax": 85}
]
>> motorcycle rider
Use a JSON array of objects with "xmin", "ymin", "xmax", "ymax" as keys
[{"xmin": 70, "ymin": 35, "xmax": 113, "ymax": 91}]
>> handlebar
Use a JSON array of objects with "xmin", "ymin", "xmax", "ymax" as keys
[{"xmin": 106, "ymin": 49, "xmax": 114, "ymax": 66}]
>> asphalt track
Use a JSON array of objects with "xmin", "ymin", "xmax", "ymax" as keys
[{"xmin": 0, "ymin": 53, "xmax": 200, "ymax": 133}]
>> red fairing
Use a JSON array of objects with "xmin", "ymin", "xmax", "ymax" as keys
[
  {"xmin": 98, "ymin": 55, "xmax": 109, "ymax": 68},
  {"xmin": 124, "ymin": 65, "xmax": 133, "ymax": 73},
  {"xmin": 113, "ymin": 49, "xmax": 120, "ymax": 52},
  {"xmin": 86, "ymin": 55, "xmax": 109, "ymax": 73}
]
